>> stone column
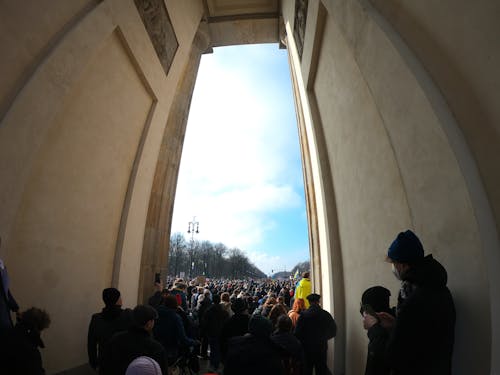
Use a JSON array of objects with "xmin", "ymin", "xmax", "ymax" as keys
[{"xmin": 139, "ymin": 21, "xmax": 211, "ymax": 302}]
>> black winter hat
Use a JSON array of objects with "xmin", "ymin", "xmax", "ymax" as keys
[
  {"xmin": 361, "ymin": 286, "xmax": 391, "ymax": 314},
  {"xmin": 306, "ymin": 293, "xmax": 321, "ymax": 303},
  {"xmin": 232, "ymin": 298, "xmax": 248, "ymax": 313},
  {"xmin": 102, "ymin": 288, "xmax": 121, "ymax": 307},
  {"xmin": 387, "ymin": 230, "xmax": 424, "ymax": 263}
]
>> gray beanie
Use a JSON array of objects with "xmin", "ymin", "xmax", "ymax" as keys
[{"xmin": 125, "ymin": 356, "xmax": 161, "ymax": 375}]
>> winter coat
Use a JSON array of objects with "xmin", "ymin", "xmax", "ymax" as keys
[
  {"xmin": 294, "ymin": 278, "xmax": 312, "ymax": 308},
  {"xmin": 365, "ymin": 324, "xmax": 391, "ymax": 375},
  {"xmin": 386, "ymin": 255, "xmax": 455, "ymax": 375},
  {"xmin": 0, "ymin": 322, "xmax": 46, "ymax": 375},
  {"xmin": 272, "ymin": 331, "xmax": 305, "ymax": 375},
  {"xmin": 153, "ymin": 305, "xmax": 196, "ymax": 359},
  {"xmin": 294, "ymin": 304, "xmax": 336, "ymax": 354},
  {"xmin": 224, "ymin": 333, "xmax": 285, "ymax": 375},
  {"xmin": 106, "ymin": 327, "xmax": 167, "ymax": 375},
  {"xmin": 220, "ymin": 313, "xmax": 250, "ymax": 360},
  {"xmin": 203, "ymin": 302, "xmax": 229, "ymax": 337},
  {"xmin": 87, "ymin": 306, "xmax": 133, "ymax": 371}
]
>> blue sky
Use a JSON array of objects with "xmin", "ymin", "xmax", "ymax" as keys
[{"xmin": 170, "ymin": 43, "xmax": 309, "ymax": 276}]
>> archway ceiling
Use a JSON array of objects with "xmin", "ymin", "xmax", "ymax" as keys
[{"xmin": 203, "ymin": 0, "xmax": 280, "ymax": 47}]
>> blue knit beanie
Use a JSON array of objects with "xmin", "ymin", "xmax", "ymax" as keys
[{"xmin": 387, "ymin": 230, "xmax": 424, "ymax": 263}]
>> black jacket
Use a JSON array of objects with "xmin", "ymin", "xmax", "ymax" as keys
[
  {"xmin": 106, "ymin": 327, "xmax": 167, "ymax": 375},
  {"xmin": 0, "ymin": 322, "xmax": 45, "ymax": 375},
  {"xmin": 203, "ymin": 303, "xmax": 229, "ymax": 337},
  {"xmin": 294, "ymin": 304, "xmax": 336, "ymax": 353},
  {"xmin": 224, "ymin": 333, "xmax": 284, "ymax": 375},
  {"xmin": 386, "ymin": 255, "xmax": 456, "ymax": 375},
  {"xmin": 87, "ymin": 306, "xmax": 133, "ymax": 371},
  {"xmin": 220, "ymin": 313, "xmax": 250, "ymax": 359}
]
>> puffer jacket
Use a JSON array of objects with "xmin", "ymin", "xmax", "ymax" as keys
[{"xmin": 387, "ymin": 254, "xmax": 456, "ymax": 375}]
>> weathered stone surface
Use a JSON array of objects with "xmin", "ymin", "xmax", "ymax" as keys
[{"xmin": 134, "ymin": 0, "xmax": 178, "ymax": 75}]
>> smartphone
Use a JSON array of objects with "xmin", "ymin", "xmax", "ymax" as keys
[{"xmin": 154, "ymin": 272, "xmax": 161, "ymax": 284}]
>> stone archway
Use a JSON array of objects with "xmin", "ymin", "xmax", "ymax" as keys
[{"xmin": 0, "ymin": 1, "xmax": 499, "ymax": 374}]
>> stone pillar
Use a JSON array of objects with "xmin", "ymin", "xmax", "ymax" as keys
[{"xmin": 139, "ymin": 21, "xmax": 211, "ymax": 302}]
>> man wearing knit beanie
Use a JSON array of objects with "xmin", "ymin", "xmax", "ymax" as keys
[
  {"xmin": 363, "ymin": 229, "xmax": 456, "ymax": 375},
  {"xmin": 87, "ymin": 288, "xmax": 133, "ymax": 373}
]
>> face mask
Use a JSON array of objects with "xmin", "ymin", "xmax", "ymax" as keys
[{"xmin": 392, "ymin": 263, "xmax": 401, "ymax": 280}]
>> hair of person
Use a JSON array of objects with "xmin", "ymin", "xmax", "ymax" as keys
[
  {"xmin": 276, "ymin": 314, "xmax": 293, "ymax": 333},
  {"xmin": 221, "ymin": 292, "xmax": 230, "ymax": 302},
  {"xmin": 212, "ymin": 293, "xmax": 221, "ymax": 304},
  {"xmin": 264, "ymin": 296, "xmax": 277, "ymax": 306},
  {"xmin": 133, "ymin": 304, "xmax": 158, "ymax": 327},
  {"xmin": 302, "ymin": 271, "xmax": 310, "ymax": 279},
  {"xmin": 292, "ymin": 298, "xmax": 306, "ymax": 312},
  {"xmin": 21, "ymin": 307, "xmax": 51, "ymax": 332}
]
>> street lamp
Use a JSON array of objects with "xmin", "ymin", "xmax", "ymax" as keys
[{"xmin": 187, "ymin": 216, "xmax": 199, "ymax": 278}]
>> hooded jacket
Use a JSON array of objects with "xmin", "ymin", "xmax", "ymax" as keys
[
  {"xmin": 87, "ymin": 305, "xmax": 133, "ymax": 371},
  {"xmin": 294, "ymin": 278, "xmax": 312, "ymax": 308},
  {"xmin": 386, "ymin": 255, "xmax": 456, "ymax": 375}
]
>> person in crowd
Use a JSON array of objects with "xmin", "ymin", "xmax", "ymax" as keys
[
  {"xmin": 269, "ymin": 302, "xmax": 288, "ymax": 328},
  {"xmin": 87, "ymin": 287, "xmax": 133, "ymax": 373},
  {"xmin": 288, "ymin": 298, "xmax": 306, "ymax": 328},
  {"xmin": 153, "ymin": 295, "xmax": 198, "ymax": 364},
  {"xmin": 280, "ymin": 286, "xmax": 291, "ymax": 307},
  {"xmin": 295, "ymin": 293, "xmax": 336, "ymax": 375},
  {"xmin": 224, "ymin": 315, "xmax": 284, "ymax": 375},
  {"xmin": 272, "ymin": 315, "xmax": 305, "ymax": 375},
  {"xmin": 0, "ymin": 236, "xmax": 20, "ymax": 333},
  {"xmin": 294, "ymin": 272, "xmax": 312, "ymax": 308},
  {"xmin": 125, "ymin": 356, "xmax": 161, "ymax": 375},
  {"xmin": 196, "ymin": 290, "xmax": 212, "ymax": 359},
  {"xmin": 148, "ymin": 281, "xmax": 169, "ymax": 309},
  {"xmin": 220, "ymin": 292, "xmax": 233, "ymax": 317},
  {"xmin": 170, "ymin": 279, "xmax": 188, "ymax": 311},
  {"xmin": 360, "ymin": 286, "xmax": 394, "ymax": 375},
  {"xmin": 220, "ymin": 297, "xmax": 250, "ymax": 361},
  {"xmin": 277, "ymin": 296, "xmax": 289, "ymax": 312},
  {"xmin": 190, "ymin": 286, "xmax": 203, "ymax": 312},
  {"xmin": 260, "ymin": 296, "xmax": 277, "ymax": 317},
  {"xmin": 0, "ymin": 307, "xmax": 51, "ymax": 375},
  {"xmin": 364, "ymin": 230, "xmax": 456, "ymax": 374},
  {"xmin": 107, "ymin": 304, "xmax": 167, "ymax": 375},
  {"xmin": 203, "ymin": 293, "xmax": 230, "ymax": 372}
]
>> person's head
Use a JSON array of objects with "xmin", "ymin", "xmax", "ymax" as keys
[
  {"xmin": 125, "ymin": 356, "xmax": 161, "ymax": 375},
  {"xmin": 248, "ymin": 315, "xmax": 273, "ymax": 338},
  {"xmin": 302, "ymin": 271, "xmax": 310, "ymax": 279},
  {"xmin": 276, "ymin": 315, "xmax": 293, "ymax": 333},
  {"xmin": 221, "ymin": 292, "xmax": 230, "ymax": 303},
  {"xmin": 232, "ymin": 298, "xmax": 248, "ymax": 314},
  {"xmin": 387, "ymin": 230, "xmax": 424, "ymax": 280},
  {"xmin": 264, "ymin": 296, "xmax": 276, "ymax": 307},
  {"xmin": 277, "ymin": 296, "xmax": 285, "ymax": 305},
  {"xmin": 292, "ymin": 298, "xmax": 306, "ymax": 312},
  {"xmin": 163, "ymin": 295, "xmax": 178, "ymax": 309},
  {"xmin": 102, "ymin": 287, "xmax": 122, "ymax": 307},
  {"xmin": 307, "ymin": 293, "xmax": 321, "ymax": 306},
  {"xmin": 133, "ymin": 305, "xmax": 158, "ymax": 332},
  {"xmin": 20, "ymin": 307, "xmax": 51, "ymax": 333},
  {"xmin": 360, "ymin": 286, "xmax": 391, "ymax": 314},
  {"xmin": 212, "ymin": 293, "xmax": 221, "ymax": 304}
]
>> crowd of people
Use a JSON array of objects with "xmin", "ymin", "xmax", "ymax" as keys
[
  {"xmin": 87, "ymin": 273, "xmax": 336, "ymax": 375},
  {"xmin": 0, "ymin": 230, "xmax": 456, "ymax": 375}
]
